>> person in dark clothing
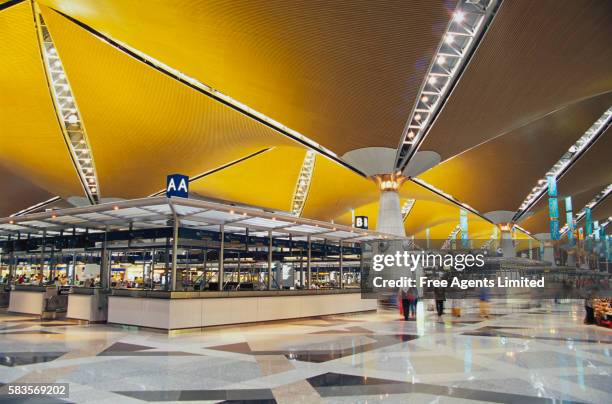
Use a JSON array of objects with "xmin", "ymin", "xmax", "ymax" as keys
[
  {"xmin": 407, "ymin": 287, "xmax": 418, "ymax": 320},
  {"xmin": 584, "ymin": 298, "xmax": 595, "ymax": 324},
  {"xmin": 434, "ymin": 286, "xmax": 445, "ymax": 317},
  {"xmin": 398, "ymin": 287, "xmax": 410, "ymax": 321}
]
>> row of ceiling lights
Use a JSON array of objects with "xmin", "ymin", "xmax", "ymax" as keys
[
  {"xmin": 290, "ymin": 151, "xmax": 316, "ymax": 217},
  {"xmin": 395, "ymin": 0, "xmax": 497, "ymax": 171},
  {"xmin": 35, "ymin": 8, "xmax": 100, "ymax": 204},
  {"xmin": 560, "ymin": 184, "xmax": 612, "ymax": 237},
  {"xmin": 514, "ymin": 107, "xmax": 612, "ymax": 220}
]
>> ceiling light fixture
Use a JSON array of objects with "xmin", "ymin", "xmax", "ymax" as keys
[
  {"xmin": 514, "ymin": 107, "xmax": 612, "ymax": 222},
  {"xmin": 560, "ymin": 184, "xmax": 612, "ymax": 237},
  {"xmin": 395, "ymin": 0, "xmax": 501, "ymax": 172},
  {"xmin": 290, "ymin": 150, "xmax": 316, "ymax": 217},
  {"xmin": 33, "ymin": 5, "xmax": 100, "ymax": 204}
]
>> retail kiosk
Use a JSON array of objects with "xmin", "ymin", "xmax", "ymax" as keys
[{"xmin": 0, "ymin": 197, "xmax": 383, "ymax": 329}]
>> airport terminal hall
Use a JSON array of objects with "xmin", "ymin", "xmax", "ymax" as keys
[{"xmin": 1, "ymin": 0, "xmax": 612, "ymax": 403}]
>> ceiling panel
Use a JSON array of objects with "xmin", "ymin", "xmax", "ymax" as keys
[
  {"xmin": 301, "ymin": 155, "xmax": 379, "ymax": 223},
  {"xmin": 42, "ymin": 6, "xmax": 296, "ymax": 198},
  {"xmin": 420, "ymin": 0, "xmax": 612, "ymax": 162},
  {"xmin": 39, "ymin": 0, "xmax": 451, "ymax": 155},
  {"xmin": 419, "ymin": 92, "xmax": 612, "ymax": 213},
  {"xmin": 0, "ymin": 164, "xmax": 55, "ymax": 217},
  {"xmin": 189, "ymin": 146, "xmax": 306, "ymax": 212},
  {"xmin": 0, "ymin": 2, "xmax": 84, "ymax": 202}
]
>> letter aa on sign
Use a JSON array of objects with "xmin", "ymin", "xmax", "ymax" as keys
[{"xmin": 166, "ymin": 174, "xmax": 189, "ymax": 198}]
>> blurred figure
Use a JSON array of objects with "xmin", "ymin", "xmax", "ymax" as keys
[
  {"xmin": 407, "ymin": 286, "xmax": 418, "ymax": 320},
  {"xmin": 479, "ymin": 287, "xmax": 490, "ymax": 318},
  {"xmin": 584, "ymin": 297, "xmax": 595, "ymax": 324},
  {"xmin": 398, "ymin": 287, "xmax": 409, "ymax": 321},
  {"xmin": 434, "ymin": 286, "xmax": 445, "ymax": 318}
]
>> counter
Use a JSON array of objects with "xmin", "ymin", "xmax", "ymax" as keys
[
  {"xmin": 8, "ymin": 285, "xmax": 68, "ymax": 316},
  {"xmin": 67, "ymin": 287, "xmax": 108, "ymax": 322},
  {"xmin": 108, "ymin": 289, "xmax": 377, "ymax": 330}
]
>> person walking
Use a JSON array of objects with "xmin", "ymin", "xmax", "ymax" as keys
[
  {"xmin": 398, "ymin": 287, "xmax": 410, "ymax": 321},
  {"xmin": 407, "ymin": 286, "xmax": 418, "ymax": 320},
  {"xmin": 479, "ymin": 287, "xmax": 490, "ymax": 318},
  {"xmin": 434, "ymin": 286, "xmax": 445, "ymax": 318}
]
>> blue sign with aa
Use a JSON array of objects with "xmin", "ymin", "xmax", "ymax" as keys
[{"xmin": 166, "ymin": 174, "xmax": 189, "ymax": 198}]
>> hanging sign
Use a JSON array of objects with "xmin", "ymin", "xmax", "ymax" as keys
[
  {"xmin": 166, "ymin": 174, "xmax": 189, "ymax": 198},
  {"xmin": 355, "ymin": 216, "xmax": 369, "ymax": 230}
]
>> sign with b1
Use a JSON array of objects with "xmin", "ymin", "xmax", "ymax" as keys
[
  {"xmin": 355, "ymin": 216, "xmax": 369, "ymax": 229},
  {"xmin": 166, "ymin": 174, "xmax": 189, "ymax": 198}
]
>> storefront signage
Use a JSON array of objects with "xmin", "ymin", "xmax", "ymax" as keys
[
  {"xmin": 547, "ymin": 176, "xmax": 559, "ymax": 240},
  {"xmin": 166, "ymin": 174, "xmax": 189, "ymax": 198},
  {"xmin": 565, "ymin": 197, "xmax": 574, "ymax": 244}
]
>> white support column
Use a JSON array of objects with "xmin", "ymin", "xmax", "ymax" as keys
[
  {"xmin": 376, "ymin": 190, "xmax": 406, "ymax": 237},
  {"xmin": 500, "ymin": 229, "xmax": 516, "ymax": 258},
  {"xmin": 170, "ymin": 215, "xmax": 179, "ymax": 291},
  {"xmin": 307, "ymin": 235, "xmax": 312, "ymax": 289},
  {"xmin": 535, "ymin": 233, "xmax": 556, "ymax": 267},
  {"xmin": 339, "ymin": 241, "xmax": 344, "ymax": 289},
  {"xmin": 267, "ymin": 230, "xmax": 273, "ymax": 290},
  {"xmin": 218, "ymin": 224, "xmax": 225, "ymax": 291}
]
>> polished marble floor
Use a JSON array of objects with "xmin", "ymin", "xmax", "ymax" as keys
[{"xmin": 0, "ymin": 300, "xmax": 610, "ymax": 403}]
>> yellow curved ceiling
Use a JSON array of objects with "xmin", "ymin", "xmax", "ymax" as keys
[
  {"xmin": 301, "ymin": 156, "xmax": 378, "ymax": 223},
  {"xmin": 0, "ymin": 164, "xmax": 55, "ymax": 217},
  {"xmin": 38, "ymin": 0, "xmax": 450, "ymax": 155},
  {"xmin": 189, "ymin": 146, "xmax": 306, "ymax": 212},
  {"xmin": 0, "ymin": 2, "xmax": 83, "ymax": 199},
  {"xmin": 41, "ymin": 6, "xmax": 296, "ymax": 198}
]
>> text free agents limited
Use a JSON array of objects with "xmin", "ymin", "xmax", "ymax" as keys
[{"xmin": 372, "ymin": 276, "xmax": 545, "ymax": 289}]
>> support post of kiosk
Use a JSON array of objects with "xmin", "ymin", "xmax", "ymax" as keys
[
  {"xmin": 39, "ymin": 230, "xmax": 46, "ymax": 278},
  {"xmin": 218, "ymin": 224, "xmax": 224, "ymax": 291},
  {"xmin": 170, "ymin": 213, "xmax": 179, "ymax": 291},
  {"xmin": 100, "ymin": 230, "xmax": 109, "ymax": 289},
  {"xmin": 339, "ymin": 240, "xmax": 343, "ymax": 289},
  {"xmin": 267, "ymin": 230, "xmax": 273, "ymax": 290},
  {"xmin": 307, "ymin": 235, "xmax": 312, "ymax": 289}
]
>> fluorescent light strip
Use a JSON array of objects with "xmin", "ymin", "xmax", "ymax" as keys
[
  {"xmin": 291, "ymin": 150, "xmax": 316, "ymax": 217},
  {"xmin": 395, "ymin": 0, "xmax": 500, "ymax": 171},
  {"xmin": 441, "ymin": 224, "xmax": 462, "ymax": 249},
  {"xmin": 33, "ymin": 5, "xmax": 100, "ymax": 204},
  {"xmin": 10, "ymin": 196, "xmax": 61, "ymax": 217},
  {"xmin": 560, "ymin": 184, "xmax": 612, "ymax": 237},
  {"xmin": 401, "ymin": 199, "xmax": 416, "ymax": 221},
  {"xmin": 512, "ymin": 223, "xmax": 534, "ymax": 237},
  {"xmin": 514, "ymin": 107, "xmax": 611, "ymax": 222},
  {"xmin": 411, "ymin": 177, "xmax": 483, "ymax": 219},
  {"xmin": 148, "ymin": 148, "xmax": 272, "ymax": 197}
]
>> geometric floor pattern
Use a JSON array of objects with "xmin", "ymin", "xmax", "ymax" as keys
[{"xmin": 0, "ymin": 301, "xmax": 610, "ymax": 403}]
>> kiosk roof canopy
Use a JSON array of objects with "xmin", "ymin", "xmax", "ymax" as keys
[{"xmin": 0, "ymin": 197, "xmax": 388, "ymax": 242}]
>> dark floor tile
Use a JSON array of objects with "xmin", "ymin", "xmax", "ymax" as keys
[
  {"xmin": 0, "ymin": 352, "xmax": 66, "ymax": 367},
  {"xmin": 115, "ymin": 388, "xmax": 274, "ymax": 402},
  {"xmin": 97, "ymin": 342, "xmax": 154, "ymax": 356},
  {"xmin": 462, "ymin": 329, "xmax": 612, "ymax": 344},
  {"xmin": 308, "ymin": 373, "xmax": 567, "ymax": 403},
  {"xmin": 307, "ymin": 372, "xmax": 404, "ymax": 387}
]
